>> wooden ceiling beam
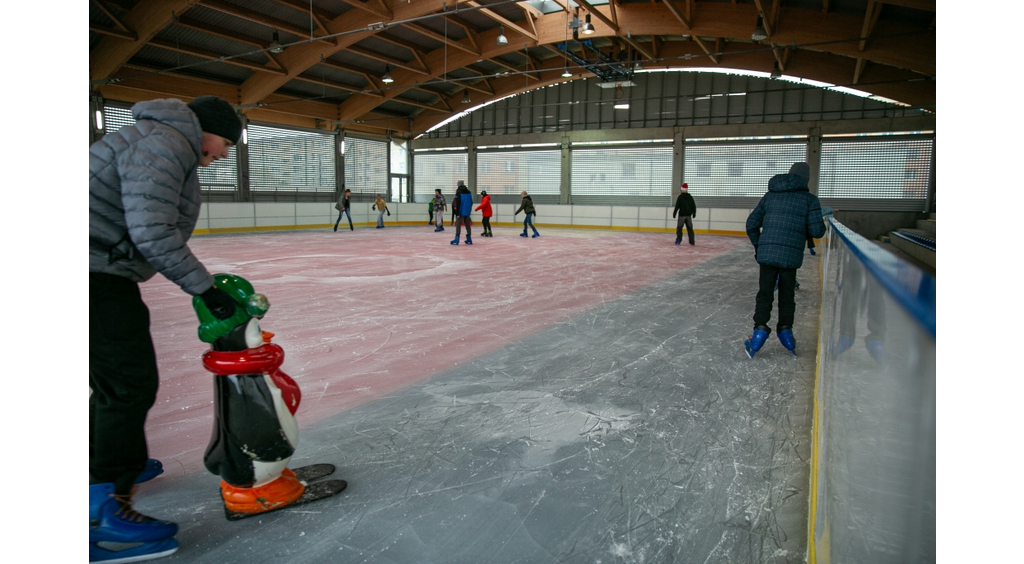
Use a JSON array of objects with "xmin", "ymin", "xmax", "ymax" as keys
[
  {"xmin": 147, "ymin": 38, "xmax": 288, "ymax": 75},
  {"xmin": 338, "ymin": 0, "xmax": 392, "ymax": 20},
  {"xmin": 487, "ymin": 57, "xmax": 540, "ymax": 80},
  {"xmin": 174, "ymin": 17, "xmax": 267, "ymax": 50},
  {"xmin": 691, "ymin": 35, "xmax": 718, "ymax": 64},
  {"xmin": 461, "ymin": 1, "xmax": 538, "ymax": 41},
  {"xmin": 91, "ymin": 0, "xmax": 134, "ymax": 35},
  {"xmin": 403, "ymin": 22, "xmax": 481, "ymax": 56},
  {"xmin": 662, "ymin": 0, "xmax": 691, "ymax": 30},
  {"xmin": 90, "ymin": 25, "xmax": 138, "ymax": 41},
  {"xmin": 90, "ymin": 0, "xmax": 196, "ymax": 85},
  {"xmin": 346, "ymin": 45, "xmax": 430, "ymax": 75},
  {"xmin": 859, "ymin": 1, "xmax": 884, "ymax": 52},
  {"xmin": 293, "ymin": 73, "xmax": 383, "ymax": 97},
  {"xmin": 201, "ymin": 0, "xmax": 335, "ymax": 43}
]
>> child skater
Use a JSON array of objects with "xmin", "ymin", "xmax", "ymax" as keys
[{"xmin": 475, "ymin": 190, "xmax": 493, "ymax": 236}]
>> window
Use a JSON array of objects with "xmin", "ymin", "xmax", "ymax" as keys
[
  {"xmin": 249, "ymin": 125, "xmax": 335, "ymax": 192},
  {"xmin": 684, "ymin": 141, "xmax": 806, "ymax": 197},
  {"xmin": 344, "ymin": 137, "xmax": 388, "ymax": 195},
  {"xmin": 477, "ymin": 150, "xmax": 560, "ymax": 196},
  {"xmin": 413, "ymin": 151, "xmax": 467, "ymax": 196},
  {"xmin": 819, "ymin": 137, "xmax": 932, "ymax": 203},
  {"xmin": 571, "ymin": 145, "xmax": 673, "ymax": 197}
]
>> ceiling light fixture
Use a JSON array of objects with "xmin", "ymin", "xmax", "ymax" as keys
[
  {"xmin": 269, "ymin": 31, "xmax": 284, "ymax": 54},
  {"xmin": 381, "ymin": 65, "xmax": 394, "ymax": 84},
  {"xmin": 582, "ymin": 14, "xmax": 595, "ymax": 35},
  {"xmin": 770, "ymin": 61, "xmax": 782, "ymax": 79},
  {"xmin": 751, "ymin": 16, "xmax": 768, "ymax": 41},
  {"xmin": 562, "ymin": 62, "xmax": 573, "ymax": 78},
  {"xmin": 461, "ymin": 90, "xmax": 471, "ymax": 104},
  {"xmin": 496, "ymin": 26, "xmax": 508, "ymax": 46}
]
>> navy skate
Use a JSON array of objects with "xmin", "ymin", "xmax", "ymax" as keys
[
  {"xmin": 450, "ymin": 236, "xmax": 459, "ymax": 245},
  {"xmin": 90, "ymin": 483, "xmax": 178, "ymax": 562},
  {"xmin": 777, "ymin": 326, "xmax": 797, "ymax": 356},
  {"xmin": 134, "ymin": 459, "xmax": 163, "ymax": 484},
  {"xmin": 744, "ymin": 326, "xmax": 771, "ymax": 358}
]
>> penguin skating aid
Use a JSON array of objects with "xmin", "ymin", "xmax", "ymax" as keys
[{"xmin": 193, "ymin": 274, "xmax": 347, "ymax": 520}]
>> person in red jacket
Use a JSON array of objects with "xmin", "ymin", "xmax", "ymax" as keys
[{"xmin": 475, "ymin": 190, "xmax": 493, "ymax": 236}]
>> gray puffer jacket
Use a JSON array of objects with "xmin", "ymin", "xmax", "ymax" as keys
[{"xmin": 89, "ymin": 98, "xmax": 214, "ymax": 295}]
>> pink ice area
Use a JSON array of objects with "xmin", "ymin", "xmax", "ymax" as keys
[{"xmin": 140, "ymin": 226, "xmax": 744, "ymax": 473}]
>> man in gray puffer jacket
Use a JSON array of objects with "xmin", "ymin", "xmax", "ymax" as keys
[
  {"xmin": 743, "ymin": 162, "xmax": 826, "ymax": 357},
  {"xmin": 89, "ymin": 96, "xmax": 242, "ymax": 555}
]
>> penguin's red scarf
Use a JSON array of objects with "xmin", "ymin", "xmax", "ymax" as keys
[{"xmin": 202, "ymin": 344, "xmax": 301, "ymax": 415}]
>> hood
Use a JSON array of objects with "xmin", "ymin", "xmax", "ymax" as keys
[
  {"xmin": 522, "ymin": 195, "xmax": 533, "ymax": 201},
  {"xmin": 132, "ymin": 98, "xmax": 204, "ymax": 155},
  {"xmin": 457, "ymin": 185, "xmax": 471, "ymax": 194},
  {"xmin": 767, "ymin": 173, "xmax": 810, "ymax": 193}
]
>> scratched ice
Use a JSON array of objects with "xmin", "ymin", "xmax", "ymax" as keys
[{"xmin": 131, "ymin": 228, "xmax": 817, "ymax": 563}]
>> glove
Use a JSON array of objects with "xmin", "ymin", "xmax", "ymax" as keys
[
  {"xmin": 386, "ymin": 209, "xmax": 391, "ymax": 216},
  {"xmin": 200, "ymin": 286, "xmax": 237, "ymax": 320},
  {"xmin": 372, "ymin": 204, "xmax": 377, "ymax": 210}
]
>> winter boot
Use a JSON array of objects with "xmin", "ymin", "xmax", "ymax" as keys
[
  {"xmin": 465, "ymin": 236, "xmax": 472, "ymax": 245},
  {"xmin": 90, "ymin": 483, "xmax": 179, "ymax": 562},
  {"xmin": 450, "ymin": 236, "xmax": 460, "ymax": 245},
  {"xmin": 220, "ymin": 473, "xmax": 306, "ymax": 516},
  {"xmin": 777, "ymin": 326, "xmax": 797, "ymax": 356},
  {"xmin": 744, "ymin": 326, "xmax": 771, "ymax": 358},
  {"xmin": 134, "ymin": 459, "xmax": 163, "ymax": 484}
]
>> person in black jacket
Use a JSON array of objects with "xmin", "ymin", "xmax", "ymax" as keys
[
  {"xmin": 673, "ymin": 183, "xmax": 697, "ymax": 245},
  {"xmin": 514, "ymin": 191, "xmax": 540, "ymax": 238}
]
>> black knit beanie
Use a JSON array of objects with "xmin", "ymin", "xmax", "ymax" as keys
[{"xmin": 187, "ymin": 96, "xmax": 242, "ymax": 143}]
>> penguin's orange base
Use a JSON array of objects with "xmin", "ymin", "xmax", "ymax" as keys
[{"xmin": 220, "ymin": 468, "xmax": 305, "ymax": 514}]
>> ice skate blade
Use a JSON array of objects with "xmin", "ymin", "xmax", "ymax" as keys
[
  {"xmin": 292, "ymin": 463, "xmax": 335, "ymax": 483},
  {"xmin": 224, "ymin": 479, "xmax": 348, "ymax": 521},
  {"xmin": 90, "ymin": 538, "xmax": 178, "ymax": 563}
]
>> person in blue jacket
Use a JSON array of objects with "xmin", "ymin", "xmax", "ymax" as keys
[
  {"xmin": 450, "ymin": 180, "xmax": 474, "ymax": 245},
  {"xmin": 744, "ymin": 162, "xmax": 826, "ymax": 357}
]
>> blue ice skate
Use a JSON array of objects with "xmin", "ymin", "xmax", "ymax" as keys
[
  {"xmin": 90, "ymin": 483, "xmax": 178, "ymax": 562},
  {"xmin": 520, "ymin": 232, "xmax": 528, "ymax": 237},
  {"xmin": 777, "ymin": 327, "xmax": 797, "ymax": 356},
  {"xmin": 465, "ymin": 236, "xmax": 472, "ymax": 245},
  {"xmin": 450, "ymin": 236, "xmax": 459, "ymax": 245},
  {"xmin": 134, "ymin": 459, "xmax": 163, "ymax": 484},
  {"xmin": 744, "ymin": 326, "xmax": 770, "ymax": 358},
  {"xmin": 531, "ymin": 232, "xmax": 540, "ymax": 238}
]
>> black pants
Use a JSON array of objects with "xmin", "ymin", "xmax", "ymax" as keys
[
  {"xmin": 90, "ymin": 273, "xmax": 159, "ymax": 495},
  {"xmin": 675, "ymin": 215, "xmax": 694, "ymax": 244},
  {"xmin": 753, "ymin": 265, "xmax": 797, "ymax": 330},
  {"xmin": 455, "ymin": 216, "xmax": 472, "ymax": 238},
  {"xmin": 482, "ymin": 217, "xmax": 491, "ymax": 233}
]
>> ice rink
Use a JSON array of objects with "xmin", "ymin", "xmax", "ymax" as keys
[{"xmin": 128, "ymin": 224, "xmax": 822, "ymax": 564}]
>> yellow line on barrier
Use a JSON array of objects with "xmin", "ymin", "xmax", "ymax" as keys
[{"xmin": 807, "ymin": 233, "xmax": 829, "ymax": 564}]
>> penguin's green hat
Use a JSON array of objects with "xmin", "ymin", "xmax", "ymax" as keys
[{"xmin": 192, "ymin": 273, "xmax": 270, "ymax": 343}]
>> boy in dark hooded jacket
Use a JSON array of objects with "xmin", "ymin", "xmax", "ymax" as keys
[
  {"xmin": 450, "ymin": 180, "xmax": 474, "ymax": 245},
  {"xmin": 744, "ymin": 162, "xmax": 825, "ymax": 357}
]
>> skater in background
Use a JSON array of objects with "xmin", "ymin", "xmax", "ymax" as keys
[
  {"xmin": 673, "ymin": 182, "xmax": 697, "ymax": 246},
  {"xmin": 744, "ymin": 162, "xmax": 826, "ymax": 358},
  {"xmin": 428, "ymin": 197, "xmax": 435, "ymax": 226},
  {"xmin": 433, "ymin": 189, "xmax": 446, "ymax": 232},
  {"xmin": 475, "ymin": 190, "xmax": 493, "ymax": 236},
  {"xmin": 373, "ymin": 194, "xmax": 390, "ymax": 228},
  {"xmin": 334, "ymin": 188, "xmax": 352, "ymax": 232},
  {"xmin": 514, "ymin": 190, "xmax": 540, "ymax": 238},
  {"xmin": 90, "ymin": 95, "xmax": 242, "ymax": 561},
  {"xmin": 450, "ymin": 180, "xmax": 474, "ymax": 245},
  {"xmin": 450, "ymin": 187, "xmax": 459, "ymax": 226}
]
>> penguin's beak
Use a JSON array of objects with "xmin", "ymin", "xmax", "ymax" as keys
[{"xmin": 262, "ymin": 331, "xmax": 274, "ymax": 343}]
